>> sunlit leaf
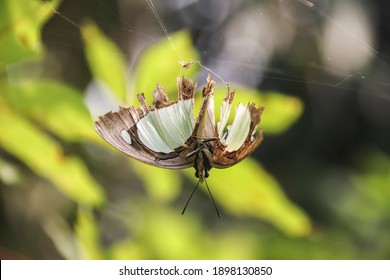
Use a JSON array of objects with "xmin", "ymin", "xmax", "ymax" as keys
[
  {"xmin": 81, "ymin": 21, "xmax": 127, "ymax": 102},
  {"xmin": 133, "ymin": 30, "xmax": 200, "ymax": 104},
  {"xmin": 130, "ymin": 160, "xmax": 181, "ymax": 203},
  {"xmin": 129, "ymin": 203, "xmax": 204, "ymax": 259},
  {"xmin": 0, "ymin": 0, "xmax": 60, "ymax": 66},
  {"xmin": 214, "ymin": 87, "xmax": 303, "ymax": 135},
  {"xmin": 108, "ymin": 239, "xmax": 145, "ymax": 260},
  {"xmin": 209, "ymin": 230, "xmax": 259, "ymax": 259},
  {"xmin": 184, "ymin": 157, "xmax": 311, "ymax": 237},
  {"xmin": 7, "ymin": 80, "xmax": 99, "ymax": 142},
  {"xmin": 108, "ymin": 201, "xmax": 261, "ymax": 259},
  {"xmin": 259, "ymin": 91, "xmax": 303, "ymax": 134},
  {"xmin": 75, "ymin": 208, "xmax": 104, "ymax": 259},
  {"xmin": 0, "ymin": 105, "xmax": 105, "ymax": 206}
]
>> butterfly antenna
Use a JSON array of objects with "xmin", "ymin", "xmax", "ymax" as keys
[
  {"xmin": 181, "ymin": 180, "xmax": 200, "ymax": 215},
  {"xmin": 205, "ymin": 179, "xmax": 221, "ymax": 218}
]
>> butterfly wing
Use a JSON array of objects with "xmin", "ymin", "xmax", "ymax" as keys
[
  {"xmin": 95, "ymin": 107, "xmax": 193, "ymax": 169},
  {"xmin": 212, "ymin": 130, "xmax": 263, "ymax": 168},
  {"xmin": 212, "ymin": 91, "xmax": 265, "ymax": 168},
  {"xmin": 94, "ymin": 77, "xmax": 199, "ymax": 169},
  {"xmin": 95, "ymin": 75, "xmax": 265, "ymax": 170}
]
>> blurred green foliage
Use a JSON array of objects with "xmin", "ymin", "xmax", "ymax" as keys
[
  {"xmin": 82, "ymin": 21, "xmax": 128, "ymax": 102},
  {"xmin": 0, "ymin": 0, "xmax": 61, "ymax": 65},
  {"xmin": 1, "ymin": 0, "xmax": 389, "ymax": 260},
  {"xmin": 0, "ymin": 0, "xmax": 104, "ymax": 208}
]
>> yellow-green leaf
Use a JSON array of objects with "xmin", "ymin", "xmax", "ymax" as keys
[
  {"xmin": 0, "ymin": 106, "xmax": 105, "ymax": 206},
  {"xmin": 109, "ymin": 202, "xmax": 260, "ymax": 259},
  {"xmin": 130, "ymin": 160, "xmax": 181, "ymax": 203},
  {"xmin": 0, "ymin": 0, "xmax": 61, "ymax": 66},
  {"xmin": 184, "ymin": 157, "xmax": 311, "ymax": 237},
  {"xmin": 81, "ymin": 21, "xmax": 127, "ymax": 101},
  {"xmin": 260, "ymin": 91, "xmax": 303, "ymax": 134},
  {"xmin": 75, "ymin": 208, "xmax": 104, "ymax": 259},
  {"xmin": 7, "ymin": 80, "xmax": 99, "ymax": 142}
]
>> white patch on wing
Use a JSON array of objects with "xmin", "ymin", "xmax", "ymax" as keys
[
  {"xmin": 178, "ymin": 98, "xmax": 195, "ymax": 137},
  {"xmin": 120, "ymin": 130, "xmax": 132, "ymax": 145},
  {"xmin": 137, "ymin": 116, "xmax": 172, "ymax": 153},
  {"xmin": 223, "ymin": 103, "xmax": 251, "ymax": 152},
  {"xmin": 137, "ymin": 99, "xmax": 195, "ymax": 153},
  {"xmin": 217, "ymin": 97, "xmax": 233, "ymax": 139}
]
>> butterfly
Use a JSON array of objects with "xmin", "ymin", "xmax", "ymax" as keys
[{"xmin": 95, "ymin": 75, "xmax": 264, "ymax": 216}]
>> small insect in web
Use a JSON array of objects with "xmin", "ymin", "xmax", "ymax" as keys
[
  {"xmin": 95, "ymin": 75, "xmax": 265, "ymax": 217},
  {"xmin": 179, "ymin": 59, "xmax": 195, "ymax": 69}
]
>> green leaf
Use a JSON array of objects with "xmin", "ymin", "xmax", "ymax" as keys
[
  {"xmin": 214, "ymin": 87, "xmax": 303, "ymax": 134},
  {"xmin": 130, "ymin": 160, "xmax": 181, "ymax": 203},
  {"xmin": 259, "ymin": 91, "xmax": 303, "ymax": 134},
  {"xmin": 108, "ymin": 239, "xmax": 145, "ymax": 260},
  {"xmin": 184, "ymin": 157, "xmax": 311, "ymax": 237},
  {"xmin": 108, "ymin": 202, "xmax": 260, "ymax": 259},
  {"xmin": 0, "ymin": 105, "xmax": 105, "ymax": 206},
  {"xmin": 133, "ymin": 30, "xmax": 200, "ymax": 104},
  {"xmin": 7, "ymin": 80, "xmax": 99, "ymax": 142},
  {"xmin": 81, "ymin": 21, "xmax": 127, "ymax": 102},
  {"xmin": 0, "ymin": 0, "xmax": 61, "ymax": 66},
  {"xmin": 75, "ymin": 207, "xmax": 104, "ymax": 259}
]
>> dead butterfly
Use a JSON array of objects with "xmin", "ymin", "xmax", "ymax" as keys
[{"xmin": 95, "ymin": 75, "xmax": 264, "ymax": 217}]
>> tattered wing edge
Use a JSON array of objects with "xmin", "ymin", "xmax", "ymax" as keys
[
  {"xmin": 212, "ymin": 104, "xmax": 265, "ymax": 168},
  {"xmin": 94, "ymin": 76, "xmax": 200, "ymax": 169}
]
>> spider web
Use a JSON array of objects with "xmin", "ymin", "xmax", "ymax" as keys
[
  {"xmin": 44, "ymin": 0, "xmax": 389, "ymax": 96},
  {"xmin": 44, "ymin": 0, "xmax": 390, "ymax": 156}
]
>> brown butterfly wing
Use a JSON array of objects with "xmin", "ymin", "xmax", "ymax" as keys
[
  {"xmin": 212, "ymin": 104, "xmax": 265, "ymax": 168},
  {"xmin": 212, "ymin": 131, "xmax": 263, "ymax": 168},
  {"xmin": 95, "ymin": 106, "xmax": 193, "ymax": 169}
]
